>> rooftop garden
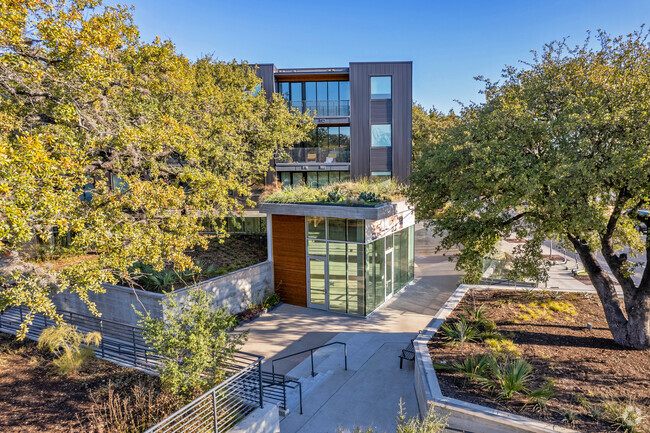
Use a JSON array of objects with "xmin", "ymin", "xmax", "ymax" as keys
[{"xmin": 261, "ymin": 178, "xmax": 404, "ymax": 206}]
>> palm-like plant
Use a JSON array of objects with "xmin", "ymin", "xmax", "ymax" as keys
[
  {"xmin": 476, "ymin": 357, "xmax": 533, "ymax": 399},
  {"xmin": 440, "ymin": 317, "xmax": 479, "ymax": 353}
]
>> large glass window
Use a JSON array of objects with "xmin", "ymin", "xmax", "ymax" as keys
[
  {"xmin": 328, "ymin": 218, "xmax": 347, "ymax": 242},
  {"xmin": 290, "ymin": 82, "xmax": 302, "ymax": 111},
  {"xmin": 277, "ymin": 80, "xmax": 349, "ymax": 116},
  {"xmin": 347, "ymin": 244, "xmax": 365, "ymax": 315},
  {"xmin": 371, "ymin": 124, "xmax": 392, "ymax": 147},
  {"xmin": 305, "ymin": 82, "xmax": 316, "ymax": 112},
  {"xmin": 371, "ymin": 76, "xmax": 391, "ymax": 99},
  {"xmin": 328, "ymin": 242, "xmax": 347, "ymax": 313},
  {"xmin": 307, "ymin": 216, "xmax": 326, "ymax": 239}
]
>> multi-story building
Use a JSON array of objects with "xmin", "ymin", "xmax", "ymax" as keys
[{"xmin": 256, "ymin": 61, "xmax": 412, "ymax": 187}]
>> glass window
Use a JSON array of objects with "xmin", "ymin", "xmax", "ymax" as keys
[
  {"xmin": 328, "ymin": 242, "xmax": 347, "ymax": 313},
  {"xmin": 317, "ymin": 171, "xmax": 329, "ymax": 188},
  {"xmin": 280, "ymin": 172, "xmax": 291, "ymax": 188},
  {"xmin": 340, "ymin": 171, "xmax": 350, "ymax": 182},
  {"xmin": 306, "ymin": 171, "xmax": 318, "ymax": 187},
  {"xmin": 329, "ymin": 171, "xmax": 340, "ymax": 183},
  {"xmin": 339, "ymin": 81, "xmax": 350, "ymax": 101},
  {"xmin": 371, "ymin": 124, "xmax": 392, "ymax": 147},
  {"xmin": 371, "ymin": 171, "xmax": 392, "ymax": 182},
  {"xmin": 308, "ymin": 239, "xmax": 327, "ymax": 256},
  {"xmin": 327, "ymin": 81, "xmax": 338, "ymax": 101},
  {"xmin": 347, "ymin": 219, "xmax": 364, "ymax": 243},
  {"xmin": 279, "ymin": 82, "xmax": 290, "ymax": 100},
  {"xmin": 291, "ymin": 172, "xmax": 303, "ymax": 186},
  {"xmin": 347, "ymin": 244, "xmax": 365, "ymax": 315},
  {"xmin": 328, "ymin": 218, "xmax": 346, "ymax": 241},
  {"xmin": 291, "ymin": 82, "xmax": 302, "ymax": 101},
  {"xmin": 339, "ymin": 127, "xmax": 350, "ymax": 148},
  {"xmin": 328, "ymin": 126, "xmax": 339, "ymax": 147},
  {"xmin": 307, "ymin": 216, "xmax": 326, "ymax": 239},
  {"xmin": 371, "ymin": 76, "xmax": 391, "ymax": 99},
  {"xmin": 305, "ymin": 82, "xmax": 316, "ymax": 112},
  {"xmin": 317, "ymin": 82, "xmax": 328, "ymax": 102}
]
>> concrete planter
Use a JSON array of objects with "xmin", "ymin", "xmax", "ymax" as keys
[
  {"xmin": 414, "ymin": 284, "xmax": 578, "ymax": 433},
  {"xmin": 53, "ymin": 261, "xmax": 273, "ymax": 327}
]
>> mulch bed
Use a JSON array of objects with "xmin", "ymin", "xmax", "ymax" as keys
[
  {"xmin": 188, "ymin": 233, "xmax": 267, "ymax": 271},
  {"xmin": 428, "ymin": 290, "xmax": 650, "ymax": 432},
  {"xmin": 572, "ymin": 274, "xmax": 593, "ymax": 285},
  {"xmin": 0, "ymin": 333, "xmax": 164, "ymax": 432}
]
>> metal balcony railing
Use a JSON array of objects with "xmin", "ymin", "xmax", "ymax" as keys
[
  {"xmin": 277, "ymin": 147, "xmax": 350, "ymax": 164},
  {"xmin": 289, "ymin": 100, "xmax": 350, "ymax": 116}
]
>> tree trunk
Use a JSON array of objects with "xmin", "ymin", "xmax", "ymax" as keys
[{"xmin": 568, "ymin": 234, "xmax": 650, "ymax": 349}]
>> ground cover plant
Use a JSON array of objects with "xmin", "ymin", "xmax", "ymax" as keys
[
  {"xmin": 262, "ymin": 178, "xmax": 404, "ymax": 205},
  {"xmin": 429, "ymin": 290, "xmax": 650, "ymax": 432},
  {"xmin": 119, "ymin": 234, "xmax": 267, "ymax": 292},
  {"xmin": 0, "ymin": 332, "xmax": 181, "ymax": 433}
]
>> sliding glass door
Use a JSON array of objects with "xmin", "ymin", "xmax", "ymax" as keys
[{"xmin": 308, "ymin": 257, "xmax": 327, "ymax": 309}]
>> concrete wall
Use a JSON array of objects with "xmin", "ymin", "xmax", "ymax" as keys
[
  {"xmin": 53, "ymin": 261, "xmax": 273, "ymax": 326},
  {"xmin": 230, "ymin": 404, "xmax": 280, "ymax": 433},
  {"xmin": 414, "ymin": 284, "xmax": 578, "ymax": 433}
]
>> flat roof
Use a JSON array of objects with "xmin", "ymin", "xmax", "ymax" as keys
[
  {"xmin": 275, "ymin": 67, "xmax": 349, "ymax": 75},
  {"xmin": 258, "ymin": 199, "xmax": 410, "ymax": 220}
]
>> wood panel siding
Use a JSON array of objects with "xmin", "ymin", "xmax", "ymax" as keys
[
  {"xmin": 370, "ymin": 147, "xmax": 392, "ymax": 171},
  {"xmin": 271, "ymin": 214, "xmax": 307, "ymax": 307},
  {"xmin": 350, "ymin": 62, "xmax": 412, "ymax": 181}
]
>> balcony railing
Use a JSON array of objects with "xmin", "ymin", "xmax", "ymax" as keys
[
  {"xmin": 289, "ymin": 100, "xmax": 350, "ymax": 116},
  {"xmin": 277, "ymin": 147, "xmax": 350, "ymax": 164}
]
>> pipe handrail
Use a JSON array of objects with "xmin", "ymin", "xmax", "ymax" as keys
[{"xmin": 271, "ymin": 341, "xmax": 347, "ymax": 377}]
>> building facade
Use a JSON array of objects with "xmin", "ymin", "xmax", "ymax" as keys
[{"xmin": 256, "ymin": 62, "xmax": 413, "ymax": 187}]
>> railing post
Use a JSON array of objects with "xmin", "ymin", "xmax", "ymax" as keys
[
  {"xmin": 43, "ymin": 315, "xmax": 47, "ymax": 329},
  {"xmin": 310, "ymin": 349, "xmax": 315, "ymax": 377},
  {"xmin": 282, "ymin": 377, "xmax": 287, "ymax": 410},
  {"xmin": 132, "ymin": 327, "xmax": 137, "ymax": 366},
  {"xmin": 100, "ymin": 320, "xmax": 105, "ymax": 358},
  {"xmin": 212, "ymin": 390, "xmax": 219, "ymax": 433},
  {"xmin": 19, "ymin": 305, "xmax": 23, "ymax": 322},
  {"xmin": 271, "ymin": 361, "xmax": 275, "ymax": 378},
  {"xmin": 258, "ymin": 361, "xmax": 264, "ymax": 409},
  {"xmin": 298, "ymin": 381, "xmax": 303, "ymax": 415},
  {"xmin": 344, "ymin": 343, "xmax": 348, "ymax": 371}
]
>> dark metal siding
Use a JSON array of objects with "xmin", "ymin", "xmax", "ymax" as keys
[
  {"xmin": 370, "ymin": 100, "xmax": 392, "ymax": 124},
  {"xmin": 370, "ymin": 148, "xmax": 392, "ymax": 171},
  {"xmin": 255, "ymin": 64, "xmax": 276, "ymax": 100},
  {"xmin": 349, "ymin": 62, "xmax": 412, "ymax": 181}
]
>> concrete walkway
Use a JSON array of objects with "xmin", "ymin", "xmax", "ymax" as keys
[{"xmin": 237, "ymin": 224, "xmax": 462, "ymax": 432}]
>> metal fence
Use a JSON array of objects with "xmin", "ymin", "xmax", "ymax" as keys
[
  {"xmin": 276, "ymin": 146, "xmax": 350, "ymax": 164},
  {"xmin": 0, "ymin": 304, "xmax": 160, "ymax": 372},
  {"xmin": 144, "ymin": 352, "xmax": 264, "ymax": 433}
]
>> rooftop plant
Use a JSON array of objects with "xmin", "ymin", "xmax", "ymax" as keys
[{"xmin": 262, "ymin": 178, "xmax": 404, "ymax": 206}]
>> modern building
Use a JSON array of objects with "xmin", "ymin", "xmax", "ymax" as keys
[
  {"xmin": 256, "ymin": 61, "xmax": 412, "ymax": 187},
  {"xmin": 254, "ymin": 61, "xmax": 415, "ymax": 316}
]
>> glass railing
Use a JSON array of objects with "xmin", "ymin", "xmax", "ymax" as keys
[
  {"xmin": 289, "ymin": 100, "xmax": 350, "ymax": 116},
  {"xmin": 277, "ymin": 147, "xmax": 350, "ymax": 164}
]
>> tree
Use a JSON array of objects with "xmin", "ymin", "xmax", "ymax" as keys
[
  {"xmin": 138, "ymin": 290, "xmax": 247, "ymax": 399},
  {"xmin": 409, "ymin": 29, "xmax": 650, "ymax": 349},
  {"xmin": 0, "ymin": 0, "xmax": 312, "ymax": 337}
]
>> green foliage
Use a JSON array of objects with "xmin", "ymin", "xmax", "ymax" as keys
[
  {"xmin": 261, "ymin": 292, "xmax": 281, "ymax": 310},
  {"xmin": 0, "ymin": 0, "xmax": 312, "ymax": 338},
  {"xmin": 461, "ymin": 305, "xmax": 496, "ymax": 332},
  {"xmin": 409, "ymin": 29, "xmax": 650, "ymax": 348},
  {"xmin": 605, "ymin": 402, "xmax": 646, "ymax": 433},
  {"xmin": 475, "ymin": 357, "xmax": 533, "ymax": 399},
  {"xmin": 483, "ymin": 337, "xmax": 521, "ymax": 359},
  {"xmin": 440, "ymin": 317, "xmax": 479, "ymax": 353},
  {"xmin": 451, "ymin": 353, "xmax": 492, "ymax": 381},
  {"xmin": 138, "ymin": 290, "xmax": 247, "ymax": 399},
  {"xmin": 395, "ymin": 399, "xmax": 448, "ymax": 433},
  {"xmin": 263, "ymin": 178, "xmax": 403, "ymax": 205},
  {"xmin": 526, "ymin": 381, "xmax": 556, "ymax": 411},
  {"xmin": 37, "ymin": 324, "xmax": 101, "ymax": 375}
]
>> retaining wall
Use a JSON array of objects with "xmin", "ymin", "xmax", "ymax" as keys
[{"xmin": 53, "ymin": 261, "xmax": 273, "ymax": 326}]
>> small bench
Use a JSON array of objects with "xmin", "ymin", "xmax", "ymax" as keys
[{"xmin": 399, "ymin": 339, "xmax": 415, "ymax": 369}]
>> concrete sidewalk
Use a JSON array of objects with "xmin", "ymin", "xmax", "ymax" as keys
[{"xmin": 237, "ymin": 224, "xmax": 463, "ymax": 432}]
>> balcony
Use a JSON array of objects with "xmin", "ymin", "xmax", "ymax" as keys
[
  {"xmin": 277, "ymin": 147, "xmax": 350, "ymax": 164},
  {"xmin": 289, "ymin": 100, "xmax": 350, "ymax": 117}
]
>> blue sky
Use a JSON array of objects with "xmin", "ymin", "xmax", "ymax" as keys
[{"xmin": 120, "ymin": 0, "xmax": 649, "ymax": 112}]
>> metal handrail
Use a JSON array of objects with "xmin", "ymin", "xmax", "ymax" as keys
[{"xmin": 271, "ymin": 341, "xmax": 347, "ymax": 377}]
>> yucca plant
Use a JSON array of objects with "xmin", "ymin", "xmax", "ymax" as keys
[
  {"xmin": 476, "ymin": 357, "xmax": 533, "ymax": 399},
  {"xmin": 452, "ymin": 354, "xmax": 492, "ymax": 382},
  {"xmin": 526, "ymin": 380, "xmax": 555, "ymax": 411},
  {"xmin": 38, "ymin": 324, "xmax": 102, "ymax": 375},
  {"xmin": 440, "ymin": 317, "xmax": 479, "ymax": 353}
]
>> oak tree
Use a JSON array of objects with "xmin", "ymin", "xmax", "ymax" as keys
[{"xmin": 409, "ymin": 30, "xmax": 650, "ymax": 349}]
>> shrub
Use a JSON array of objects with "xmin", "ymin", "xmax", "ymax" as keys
[
  {"xmin": 606, "ymin": 402, "xmax": 645, "ymax": 433},
  {"xmin": 477, "ymin": 357, "xmax": 533, "ymax": 399},
  {"xmin": 526, "ymin": 381, "xmax": 555, "ymax": 411},
  {"xmin": 138, "ymin": 290, "xmax": 248, "ymax": 399},
  {"xmin": 440, "ymin": 317, "xmax": 479, "ymax": 353},
  {"xmin": 37, "ymin": 324, "xmax": 101, "ymax": 375},
  {"xmin": 452, "ymin": 354, "xmax": 492, "ymax": 381},
  {"xmin": 484, "ymin": 337, "xmax": 521, "ymax": 359},
  {"xmin": 262, "ymin": 292, "xmax": 281, "ymax": 309},
  {"xmin": 396, "ymin": 399, "xmax": 448, "ymax": 433},
  {"xmin": 461, "ymin": 305, "xmax": 496, "ymax": 332}
]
